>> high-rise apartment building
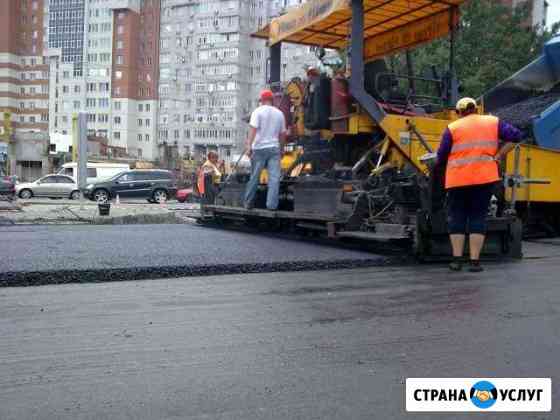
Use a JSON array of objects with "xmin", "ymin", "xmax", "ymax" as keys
[
  {"xmin": 1, "ymin": 0, "xmax": 49, "ymax": 133},
  {"xmin": 157, "ymin": 0, "xmax": 315, "ymax": 162},
  {"xmin": 3, "ymin": 0, "xmax": 314, "ymax": 171},
  {"xmin": 45, "ymin": 0, "xmax": 161, "ymax": 161},
  {"xmin": 1, "ymin": 0, "xmax": 50, "ymax": 179}
]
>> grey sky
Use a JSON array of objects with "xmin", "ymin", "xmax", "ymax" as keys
[{"xmin": 549, "ymin": 2, "xmax": 560, "ymax": 28}]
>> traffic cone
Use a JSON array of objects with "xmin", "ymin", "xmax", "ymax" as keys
[{"xmin": 115, "ymin": 194, "xmax": 120, "ymax": 207}]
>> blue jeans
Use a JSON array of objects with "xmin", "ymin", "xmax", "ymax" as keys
[{"xmin": 244, "ymin": 147, "xmax": 281, "ymax": 210}]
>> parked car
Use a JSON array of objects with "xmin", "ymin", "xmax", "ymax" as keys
[
  {"xmin": 0, "ymin": 169, "xmax": 16, "ymax": 201},
  {"xmin": 83, "ymin": 169, "xmax": 177, "ymax": 203},
  {"xmin": 57, "ymin": 162, "xmax": 130, "ymax": 184},
  {"xmin": 16, "ymin": 174, "xmax": 80, "ymax": 200},
  {"xmin": 176, "ymin": 187, "xmax": 199, "ymax": 203}
]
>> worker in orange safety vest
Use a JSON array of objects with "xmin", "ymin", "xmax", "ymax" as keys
[
  {"xmin": 436, "ymin": 97, "xmax": 522, "ymax": 272},
  {"xmin": 197, "ymin": 151, "xmax": 222, "ymax": 197}
]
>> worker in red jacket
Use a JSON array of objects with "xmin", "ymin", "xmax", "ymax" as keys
[{"xmin": 437, "ymin": 98, "xmax": 521, "ymax": 272}]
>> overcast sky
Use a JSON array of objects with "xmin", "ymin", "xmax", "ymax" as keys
[{"xmin": 549, "ymin": 2, "xmax": 560, "ymax": 28}]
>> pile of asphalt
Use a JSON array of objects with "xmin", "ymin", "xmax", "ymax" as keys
[
  {"xmin": 0, "ymin": 257, "xmax": 400, "ymax": 287},
  {"xmin": 494, "ymin": 92, "xmax": 560, "ymax": 131}
]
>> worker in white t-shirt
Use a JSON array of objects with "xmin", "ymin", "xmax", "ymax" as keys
[{"xmin": 244, "ymin": 89, "xmax": 287, "ymax": 210}]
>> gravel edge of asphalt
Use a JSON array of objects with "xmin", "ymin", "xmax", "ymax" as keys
[{"xmin": 0, "ymin": 257, "xmax": 406, "ymax": 288}]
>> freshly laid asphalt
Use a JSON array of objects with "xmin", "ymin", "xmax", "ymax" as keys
[
  {"xmin": 0, "ymin": 253, "xmax": 559, "ymax": 419},
  {"xmin": 0, "ymin": 224, "xmax": 392, "ymax": 285}
]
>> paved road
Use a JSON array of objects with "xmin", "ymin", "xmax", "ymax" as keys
[
  {"xmin": 16, "ymin": 198, "xmax": 181, "ymax": 205},
  {"xmin": 0, "ymin": 224, "xmax": 383, "ymax": 275},
  {"xmin": 0, "ymin": 256, "xmax": 559, "ymax": 419}
]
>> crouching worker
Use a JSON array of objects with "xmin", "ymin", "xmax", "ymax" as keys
[{"xmin": 437, "ymin": 97, "xmax": 521, "ymax": 272}]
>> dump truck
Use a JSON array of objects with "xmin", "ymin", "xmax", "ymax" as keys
[{"xmin": 198, "ymin": 0, "xmax": 560, "ymax": 259}]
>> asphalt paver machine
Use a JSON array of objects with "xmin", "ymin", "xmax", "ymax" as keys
[{"xmin": 199, "ymin": 0, "xmax": 559, "ymax": 259}]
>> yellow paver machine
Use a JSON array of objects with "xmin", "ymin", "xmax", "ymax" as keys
[{"xmin": 201, "ymin": 0, "xmax": 560, "ymax": 259}]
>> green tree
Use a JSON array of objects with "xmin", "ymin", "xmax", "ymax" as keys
[{"xmin": 403, "ymin": 0, "xmax": 559, "ymax": 99}]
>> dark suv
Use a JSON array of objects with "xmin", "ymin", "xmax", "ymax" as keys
[
  {"xmin": 0, "ymin": 168, "xmax": 16, "ymax": 201},
  {"xmin": 84, "ymin": 169, "xmax": 177, "ymax": 203}
]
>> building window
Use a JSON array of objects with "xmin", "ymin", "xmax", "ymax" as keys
[
  {"xmin": 137, "ymin": 134, "xmax": 142, "ymax": 142},
  {"xmin": 115, "ymin": 71, "xmax": 122, "ymax": 80},
  {"xmin": 116, "ymin": 55, "xmax": 123, "ymax": 65},
  {"xmin": 145, "ymin": 134, "xmax": 149, "ymax": 142},
  {"xmin": 145, "ymin": 119, "xmax": 150, "ymax": 127},
  {"xmin": 138, "ymin": 104, "xmax": 143, "ymax": 112},
  {"xmin": 117, "ymin": 40, "xmax": 123, "ymax": 49},
  {"xmin": 114, "ymin": 117, "xmax": 121, "ymax": 125},
  {"xmin": 114, "ymin": 132, "xmax": 121, "ymax": 140},
  {"xmin": 145, "ymin": 104, "xmax": 150, "ymax": 112},
  {"xmin": 137, "ymin": 119, "xmax": 142, "ymax": 126},
  {"xmin": 114, "ymin": 101, "xmax": 121, "ymax": 110},
  {"xmin": 117, "ymin": 25, "xmax": 124, "ymax": 34}
]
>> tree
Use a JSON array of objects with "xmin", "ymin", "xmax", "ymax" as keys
[{"xmin": 402, "ymin": 0, "xmax": 560, "ymax": 99}]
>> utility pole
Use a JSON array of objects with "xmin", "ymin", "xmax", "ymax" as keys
[{"xmin": 76, "ymin": 112, "xmax": 88, "ymax": 208}]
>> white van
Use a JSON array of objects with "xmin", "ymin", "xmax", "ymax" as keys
[{"xmin": 57, "ymin": 162, "xmax": 130, "ymax": 184}]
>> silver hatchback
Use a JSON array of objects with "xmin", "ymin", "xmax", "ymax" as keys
[{"xmin": 16, "ymin": 174, "xmax": 81, "ymax": 200}]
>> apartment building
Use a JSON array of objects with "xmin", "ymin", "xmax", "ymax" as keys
[
  {"xmin": 1, "ymin": 0, "xmax": 50, "ymax": 179},
  {"xmin": 45, "ymin": 0, "xmax": 161, "ymax": 161},
  {"xmin": 157, "ymin": 0, "xmax": 315, "ymax": 162}
]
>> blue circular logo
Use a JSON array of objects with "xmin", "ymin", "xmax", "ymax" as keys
[{"xmin": 470, "ymin": 381, "xmax": 498, "ymax": 409}]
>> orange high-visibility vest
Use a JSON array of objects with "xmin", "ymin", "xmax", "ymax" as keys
[
  {"xmin": 197, "ymin": 160, "xmax": 222, "ymax": 195},
  {"xmin": 445, "ymin": 114, "xmax": 500, "ymax": 189}
]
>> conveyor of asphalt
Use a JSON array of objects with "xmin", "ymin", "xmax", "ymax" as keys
[{"xmin": 0, "ymin": 224, "xmax": 399, "ymax": 287}]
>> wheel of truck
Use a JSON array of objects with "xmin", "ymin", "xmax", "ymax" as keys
[
  {"xmin": 153, "ymin": 189, "xmax": 168, "ymax": 203},
  {"xmin": 93, "ymin": 189, "xmax": 109, "ymax": 203},
  {"xmin": 70, "ymin": 190, "xmax": 81, "ymax": 200},
  {"xmin": 507, "ymin": 218, "xmax": 523, "ymax": 259},
  {"xmin": 19, "ymin": 189, "xmax": 33, "ymax": 199}
]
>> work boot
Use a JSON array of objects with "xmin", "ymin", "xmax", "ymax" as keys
[
  {"xmin": 449, "ymin": 257, "xmax": 463, "ymax": 272},
  {"xmin": 468, "ymin": 260, "xmax": 484, "ymax": 273}
]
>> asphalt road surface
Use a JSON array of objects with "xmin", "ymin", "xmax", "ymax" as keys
[
  {"xmin": 1, "ymin": 255, "xmax": 559, "ymax": 419},
  {"xmin": 0, "ymin": 224, "xmax": 386, "ymax": 278}
]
